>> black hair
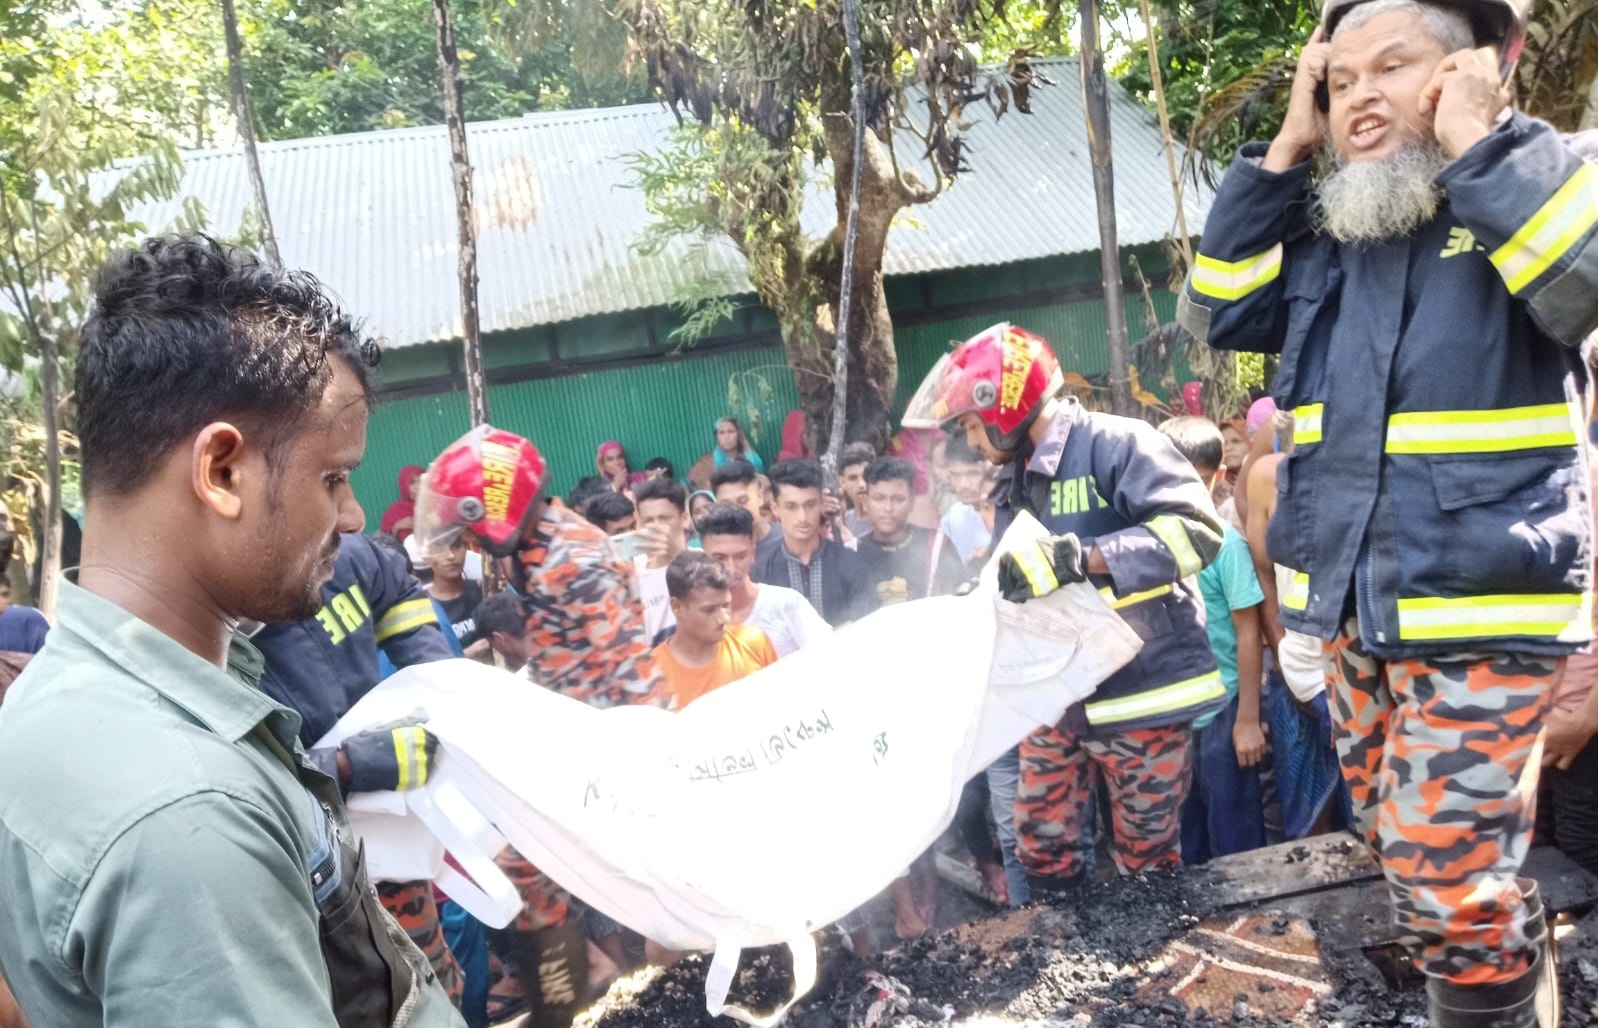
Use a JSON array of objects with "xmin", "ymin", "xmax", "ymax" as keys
[
  {"xmin": 766, "ymin": 459, "xmax": 824, "ymax": 497},
  {"xmin": 644, "ymin": 456, "xmax": 675, "ymax": 477},
  {"xmin": 473, "ymin": 592, "xmax": 527, "ymax": 639},
  {"xmin": 709, "ymin": 457, "xmax": 760, "ymax": 492},
  {"xmin": 584, "ymin": 490, "xmax": 636, "ymax": 527},
  {"xmin": 567, "ymin": 476, "xmax": 613, "ymax": 514},
  {"xmin": 666, "ymin": 549, "xmax": 730, "ymax": 599},
  {"xmin": 1157, "ymin": 416, "xmax": 1225, "ymax": 472},
  {"xmin": 839, "ymin": 441, "xmax": 876, "ymax": 472},
  {"xmin": 696, "ymin": 501, "xmax": 754, "ymax": 539},
  {"xmin": 368, "ymin": 532, "xmax": 414, "ymax": 574},
  {"xmin": 634, "ymin": 476, "xmax": 688, "ymax": 513},
  {"xmin": 944, "ymin": 434, "xmax": 984, "ymax": 464},
  {"xmin": 864, "ymin": 455, "xmax": 916, "ymax": 488},
  {"xmin": 76, "ymin": 234, "xmax": 378, "ymax": 497}
]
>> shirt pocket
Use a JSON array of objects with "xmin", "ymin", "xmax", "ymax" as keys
[
  {"xmin": 309, "ymin": 796, "xmax": 416, "ymax": 1028},
  {"xmin": 1423, "ymin": 451, "xmax": 1585, "ymax": 596}
]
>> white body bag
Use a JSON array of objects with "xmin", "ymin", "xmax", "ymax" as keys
[{"xmin": 318, "ymin": 513, "xmax": 1142, "ymax": 1023}]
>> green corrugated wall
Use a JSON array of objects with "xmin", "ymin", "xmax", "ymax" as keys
[
  {"xmin": 351, "ymin": 259, "xmax": 1183, "ymax": 520},
  {"xmin": 354, "ymin": 344, "xmax": 801, "ymax": 519}
]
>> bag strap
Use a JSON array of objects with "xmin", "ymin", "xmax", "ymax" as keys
[
  {"xmin": 705, "ymin": 933, "xmax": 817, "ymax": 1028},
  {"xmin": 406, "ymin": 781, "xmax": 522, "ymax": 929}
]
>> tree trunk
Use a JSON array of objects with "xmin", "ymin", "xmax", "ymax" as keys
[
  {"xmin": 1139, "ymin": 0, "xmax": 1192, "ymax": 274},
  {"xmin": 782, "ymin": 114, "xmax": 911, "ymax": 457},
  {"xmin": 220, "ymin": 0, "xmax": 281, "ymax": 270},
  {"xmin": 1079, "ymin": 0, "xmax": 1134, "ymax": 417},
  {"xmin": 36, "ymin": 326, "xmax": 61, "ymax": 622},
  {"xmin": 432, "ymin": 0, "xmax": 490, "ymax": 427},
  {"xmin": 794, "ymin": 272, "xmax": 896, "ymax": 457},
  {"xmin": 820, "ymin": 0, "xmax": 868, "ymax": 479}
]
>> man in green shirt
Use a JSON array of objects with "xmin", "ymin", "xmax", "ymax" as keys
[{"xmin": 0, "ymin": 236, "xmax": 461, "ymax": 1028}]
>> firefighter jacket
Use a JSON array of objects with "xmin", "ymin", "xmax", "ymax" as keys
[
  {"xmin": 992, "ymin": 398, "xmax": 1227, "ymax": 735},
  {"xmin": 255, "ymin": 534, "xmax": 454, "ymax": 771},
  {"xmin": 1178, "ymin": 113, "xmax": 1598, "ymax": 659}
]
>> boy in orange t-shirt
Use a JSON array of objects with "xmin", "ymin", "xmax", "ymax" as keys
[{"xmin": 653, "ymin": 551, "xmax": 778, "ymax": 709}]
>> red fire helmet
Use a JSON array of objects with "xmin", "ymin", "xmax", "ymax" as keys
[
  {"xmin": 902, "ymin": 323, "xmax": 1064, "ymax": 452},
  {"xmin": 414, "ymin": 425, "xmax": 547, "ymax": 558}
]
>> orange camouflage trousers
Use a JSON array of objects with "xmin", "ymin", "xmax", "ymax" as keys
[
  {"xmin": 1015, "ymin": 723, "xmax": 1191, "ymax": 883},
  {"xmin": 1324, "ymin": 618, "xmax": 1560, "ymax": 985},
  {"xmin": 496, "ymin": 844, "xmax": 574, "ymax": 931},
  {"xmin": 376, "ymin": 880, "xmax": 463, "ymax": 1005}
]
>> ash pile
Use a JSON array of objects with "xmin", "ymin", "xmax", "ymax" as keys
[{"xmin": 578, "ymin": 837, "xmax": 1598, "ymax": 1028}]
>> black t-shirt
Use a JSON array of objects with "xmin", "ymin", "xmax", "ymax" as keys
[
  {"xmin": 431, "ymin": 582, "xmax": 484, "ymax": 648},
  {"xmin": 854, "ymin": 527, "xmax": 967, "ymax": 608}
]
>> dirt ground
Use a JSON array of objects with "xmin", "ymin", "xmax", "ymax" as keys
[{"xmin": 576, "ymin": 847, "xmax": 1598, "ymax": 1028}]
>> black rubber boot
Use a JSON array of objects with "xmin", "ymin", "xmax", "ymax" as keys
[
  {"xmin": 1517, "ymin": 877, "xmax": 1560, "ymax": 1028},
  {"xmin": 1426, "ymin": 948, "xmax": 1541, "ymax": 1028},
  {"xmin": 509, "ymin": 914, "xmax": 592, "ymax": 1028}
]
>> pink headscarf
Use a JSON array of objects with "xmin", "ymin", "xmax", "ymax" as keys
[
  {"xmin": 596, "ymin": 441, "xmax": 645, "ymax": 489},
  {"xmin": 1246, "ymin": 397, "xmax": 1278, "ymax": 435},
  {"xmin": 1181, "ymin": 382, "xmax": 1205, "ymax": 417}
]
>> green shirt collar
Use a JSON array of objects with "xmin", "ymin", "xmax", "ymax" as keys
[{"xmin": 53, "ymin": 578, "xmax": 288, "ymax": 744}]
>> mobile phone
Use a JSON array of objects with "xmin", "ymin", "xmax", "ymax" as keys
[
  {"xmin": 611, "ymin": 530, "xmax": 647, "ymax": 562},
  {"xmin": 1315, "ymin": 79, "xmax": 1329, "ymax": 113}
]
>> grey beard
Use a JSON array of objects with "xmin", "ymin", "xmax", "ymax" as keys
[{"xmin": 1313, "ymin": 138, "xmax": 1450, "ymax": 245}]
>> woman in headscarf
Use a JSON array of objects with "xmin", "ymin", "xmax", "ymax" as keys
[
  {"xmin": 712, "ymin": 417, "xmax": 764, "ymax": 472},
  {"xmin": 687, "ymin": 490, "xmax": 716, "ymax": 549},
  {"xmin": 379, "ymin": 465, "xmax": 425, "ymax": 539},
  {"xmin": 596, "ymin": 441, "xmax": 647, "ymax": 493}
]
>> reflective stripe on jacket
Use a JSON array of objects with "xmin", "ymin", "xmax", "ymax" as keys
[
  {"xmin": 993, "ymin": 399, "xmax": 1227, "ymax": 734},
  {"xmin": 256, "ymin": 533, "xmax": 454, "ymax": 749}
]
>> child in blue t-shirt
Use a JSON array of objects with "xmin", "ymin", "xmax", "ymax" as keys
[{"xmin": 1158, "ymin": 417, "xmax": 1270, "ymax": 863}]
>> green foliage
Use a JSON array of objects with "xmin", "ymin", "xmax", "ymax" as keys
[
  {"xmin": 0, "ymin": 91, "xmax": 188, "ymax": 377},
  {"xmin": 603, "ymin": 0, "xmax": 1062, "ymax": 446},
  {"xmin": 2, "ymin": 0, "xmax": 227, "ymax": 165},
  {"xmin": 629, "ymin": 118, "xmax": 820, "ymax": 346},
  {"xmin": 0, "ymin": 3, "xmax": 201, "ymax": 606},
  {"xmin": 241, "ymin": 0, "xmax": 651, "ymax": 140},
  {"xmin": 1111, "ymin": 0, "xmax": 1316, "ymax": 169},
  {"xmin": 968, "ymin": 0, "xmax": 1074, "ymax": 61},
  {"xmin": 725, "ymin": 365, "xmax": 786, "ymax": 445}
]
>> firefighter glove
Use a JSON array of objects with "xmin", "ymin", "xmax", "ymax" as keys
[
  {"xmin": 998, "ymin": 534, "xmax": 1086, "ymax": 603},
  {"xmin": 342, "ymin": 722, "xmax": 440, "ymax": 793}
]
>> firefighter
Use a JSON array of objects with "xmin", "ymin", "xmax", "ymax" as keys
[
  {"xmin": 413, "ymin": 426, "xmax": 665, "ymax": 1026},
  {"xmin": 1178, "ymin": 1, "xmax": 1596, "ymax": 1023},
  {"xmin": 903, "ymin": 323, "xmax": 1226, "ymax": 894}
]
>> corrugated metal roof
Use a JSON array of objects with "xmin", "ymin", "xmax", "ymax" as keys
[{"xmin": 120, "ymin": 58, "xmax": 1212, "ymax": 349}]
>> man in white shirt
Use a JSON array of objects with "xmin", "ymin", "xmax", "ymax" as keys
[
  {"xmin": 696, "ymin": 502, "xmax": 830, "ymax": 656},
  {"xmin": 632, "ymin": 477, "xmax": 693, "ymax": 643},
  {"xmin": 938, "ymin": 434, "xmax": 994, "ymax": 564}
]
